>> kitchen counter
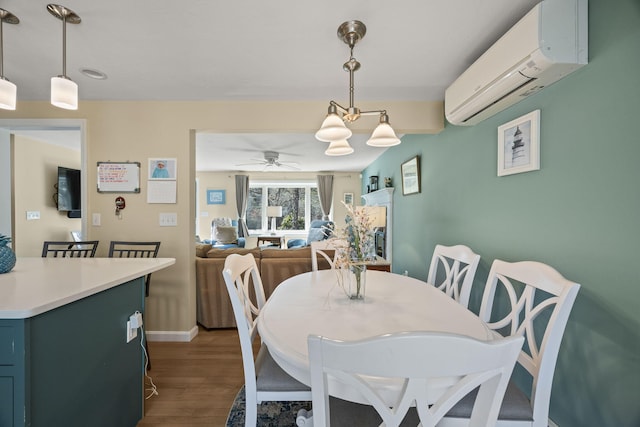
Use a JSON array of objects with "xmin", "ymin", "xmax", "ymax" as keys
[
  {"xmin": 0, "ymin": 257, "xmax": 175, "ymax": 427},
  {"xmin": 0, "ymin": 257, "xmax": 175, "ymax": 318}
]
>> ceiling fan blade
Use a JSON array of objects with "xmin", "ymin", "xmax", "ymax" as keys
[
  {"xmin": 235, "ymin": 161, "xmax": 266, "ymax": 166},
  {"xmin": 277, "ymin": 163, "xmax": 301, "ymax": 171}
]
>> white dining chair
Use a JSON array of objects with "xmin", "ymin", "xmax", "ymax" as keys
[
  {"xmin": 427, "ymin": 244, "xmax": 481, "ymax": 308},
  {"xmin": 439, "ymin": 260, "xmax": 580, "ymax": 427},
  {"xmin": 311, "ymin": 239, "xmax": 346, "ymax": 271},
  {"xmin": 306, "ymin": 331, "xmax": 524, "ymax": 427},
  {"xmin": 222, "ymin": 254, "xmax": 311, "ymax": 427}
]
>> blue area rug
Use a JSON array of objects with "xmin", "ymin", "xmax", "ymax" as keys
[{"xmin": 225, "ymin": 385, "xmax": 311, "ymax": 427}]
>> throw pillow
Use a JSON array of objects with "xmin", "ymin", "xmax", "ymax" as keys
[{"xmin": 215, "ymin": 226, "xmax": 238, "ymax": 244}]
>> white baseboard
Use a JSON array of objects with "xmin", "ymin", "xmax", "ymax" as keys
[
  {"xmin": 146, "ymin": 326, "xmax": 199, "ymax": 342},
  {"xmin": 549, "ymin": 419, "xmax": 559, "ymax": 427}
]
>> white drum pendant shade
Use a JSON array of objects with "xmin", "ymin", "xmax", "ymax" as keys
[
  {"xmin": 0, "ymin": 78, "xmax": 16, "ymax": 110},
  {"xmin": 51, "ymin": 76, "xmax": 78, "ymax": 110}
]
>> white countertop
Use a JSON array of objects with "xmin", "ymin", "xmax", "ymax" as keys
[{"xmin": 0, "ymin": 257, "xmax": 175, "ymax": 319}]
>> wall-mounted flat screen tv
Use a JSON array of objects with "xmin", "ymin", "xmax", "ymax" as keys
[{"xmin": 57, "ymin": 166, "xmax": 81, "ymax": 218}]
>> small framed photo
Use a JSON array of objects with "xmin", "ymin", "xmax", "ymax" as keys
[
  {"xmin": 497, "ymin": 110, "xmax": 540, "ymax": 176},
  {"xmin": 149, "ymin": 158, "xmax": 177, "ymax": 180},
  {"xmin": 343, "ymin": 192, "xmax": 354, "ymax": 205},
  {"xmin": 207, "ymin": 189, "xmax": 226, "ymax": 205},
  {"xmin": 401, "ymin": 156, "xmax": 421, "ymax": 195}
]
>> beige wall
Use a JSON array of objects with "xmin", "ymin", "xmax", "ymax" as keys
[
  {"xmin": 196, "ymin": 171, "xmax": 362, "ymax": 245},
  {"xmin": 13, "ymin": 135, "xmax": 81, "ymax": 256},
  {"xmin": 0, "ymin": 100, "xmax": 442, "ymax": 338}
]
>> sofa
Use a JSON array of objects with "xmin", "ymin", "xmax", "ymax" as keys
[{"xmin": 195, "ymin": 244, "xmax": 333, "ymax": 328}]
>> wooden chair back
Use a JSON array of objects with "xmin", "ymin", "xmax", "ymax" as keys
[
  {"xmin": 311, "ymin": 239, "xmax": 346, "ymax": 271},
  {"xmin": 477, "ymin": 259, "xmax": 581, "ymax": 426},
  {"xmin": 427, "ymin": 244, "xmax": 481, "ymax": 308},
  {"xmin": 308, "ymin": 331, "xmax": 524, "ymax": 427}
]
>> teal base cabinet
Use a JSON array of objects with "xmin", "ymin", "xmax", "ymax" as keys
[{"xmin": 0, "ymin": 277, "xmax": 145, "ymax": 427}]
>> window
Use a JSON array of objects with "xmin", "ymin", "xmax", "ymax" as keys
[{"xmin": 247, "ymin": 181, "xmax": 324, "ymax": 233}]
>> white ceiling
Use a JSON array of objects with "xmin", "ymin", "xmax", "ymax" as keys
[{"xmin": 4, "ymin": 0, "xmax": 541, "ymax": 171}]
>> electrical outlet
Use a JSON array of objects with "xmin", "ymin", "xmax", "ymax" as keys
[{"xmin": 126, "ymin": 320, "xmax": 138, "ymax": 343}]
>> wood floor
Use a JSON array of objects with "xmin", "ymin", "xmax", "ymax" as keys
[{"xmin": 136, "ymin": 327, "xmax": 245, "ymax": 427}]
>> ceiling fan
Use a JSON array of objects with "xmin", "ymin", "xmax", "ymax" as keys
[{"xmin": 235, "ymin": 151, "xmax": 300, "ymax": 170}]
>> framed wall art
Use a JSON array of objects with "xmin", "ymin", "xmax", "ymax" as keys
[
  {"xmin": 149, "ymin": 158, "xmax": 177, "ymax": 180},
  {"xmin": 343, "ymin": 192, "xmax": 354, "ymax": 205},
  {"xmin": 497, "ymin": 110, "xmax": 540, "ymax": 176},
  {"xmin": 401, "ymin": 156, "xmax": 421, "ymax": 195},
  {"xmin": 207, "ymin": 189, "xmax": 226, "ymax": 205}
]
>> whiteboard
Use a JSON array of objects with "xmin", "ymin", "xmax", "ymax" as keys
[{"xmin": 97, "ymin": 162, "xmax": 141, "ymax": 193}]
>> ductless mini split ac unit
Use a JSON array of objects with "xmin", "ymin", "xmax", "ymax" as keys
[{"xmin": 445, "ymin": 0, "xmax": 588, "ymax": 126}]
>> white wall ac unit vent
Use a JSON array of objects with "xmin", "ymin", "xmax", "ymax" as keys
[{"xmin": 445, "ymin": 0, "xmax": 588, "ymax": 126}]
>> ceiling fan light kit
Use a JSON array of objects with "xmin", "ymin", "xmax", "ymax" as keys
[
  {"xmin": 235, "ymin": 150, "xmax": 301, "ymax": 170},
  {"xmin": 316, "ymin": 20, "xmax": 401, "ymax": 156}
]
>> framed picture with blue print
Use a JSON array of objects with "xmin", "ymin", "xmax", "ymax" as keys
[{"xmin": 207, "ymin": 189, "xmax": 226, "ymax": 205}]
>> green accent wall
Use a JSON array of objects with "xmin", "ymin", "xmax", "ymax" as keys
[{"xmin": 363, "ymin": 0, "xmax": 640, "ymax": 425}]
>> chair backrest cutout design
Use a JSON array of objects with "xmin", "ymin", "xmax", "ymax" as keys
[
  {"xmin": 42, "ymin": 241, "xmax": 99, "ymax": 258},
  {"xmin": 308, "ymin": 331, "xmax": 524, "ymax": 427},
  {"xmin": 222, "ymin": 254, "xmax": 266, "ymax": 385},
  {"xmin": 479, "ymin": 259, "xmax": 580, "ymax": 425},
  {"xmin": 311, "ymin": 239, "xmax": 345, "ymax": 271},
  {"xmin": 427, "ymin": 244, "xmax": 481, "ymax": 308}
]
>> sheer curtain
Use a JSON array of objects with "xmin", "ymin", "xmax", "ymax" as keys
[
  {"xmin": 235, "ymin": 175, "xmax": 250, "ymax": 237},
  {"xmin": 316, "ymin": 175, "xmax": 334, "ymax": 220}
]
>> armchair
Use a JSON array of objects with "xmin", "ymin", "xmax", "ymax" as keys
[
  {"xmin": 209, "ymin": 217, "xmax": 245, "ymax": 249},
  {"xmin": 286, "ymin": 220, "xmax": 334, "ymax": 248}
]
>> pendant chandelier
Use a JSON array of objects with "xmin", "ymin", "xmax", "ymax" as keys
[{"xmin": 316, "ymin": 20, "xmax": 401, "ymax": 156}]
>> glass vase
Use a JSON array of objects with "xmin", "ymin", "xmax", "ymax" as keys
[{"xmin": 347, "ymin": 262, "xmax": 367, "ymax": 300}]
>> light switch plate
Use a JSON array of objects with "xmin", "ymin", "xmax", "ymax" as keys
[
  {"xmin": 159, "ymin": 213, "xmax": 177, "ymax": 226},
  {"xmin": 26, "ymin": 211, "xmax": 40, "ymax": 220}
]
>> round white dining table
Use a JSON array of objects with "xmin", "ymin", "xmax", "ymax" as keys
[{"xmin": 258, "ymin": 269, "xmax": 494, "ymax": 404}]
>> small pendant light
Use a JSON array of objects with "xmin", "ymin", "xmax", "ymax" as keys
[
  {"xmin": 47, "ymin": 4, "xmax": 81, "ymax": 110},
  {"xmin": 0, "ymin": 9, "xmax": 18, "ymax": 110}
]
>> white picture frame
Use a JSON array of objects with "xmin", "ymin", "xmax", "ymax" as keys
[{"xmin": 497, "ymin": 110, "xmax": 540, "ymax": 177}]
